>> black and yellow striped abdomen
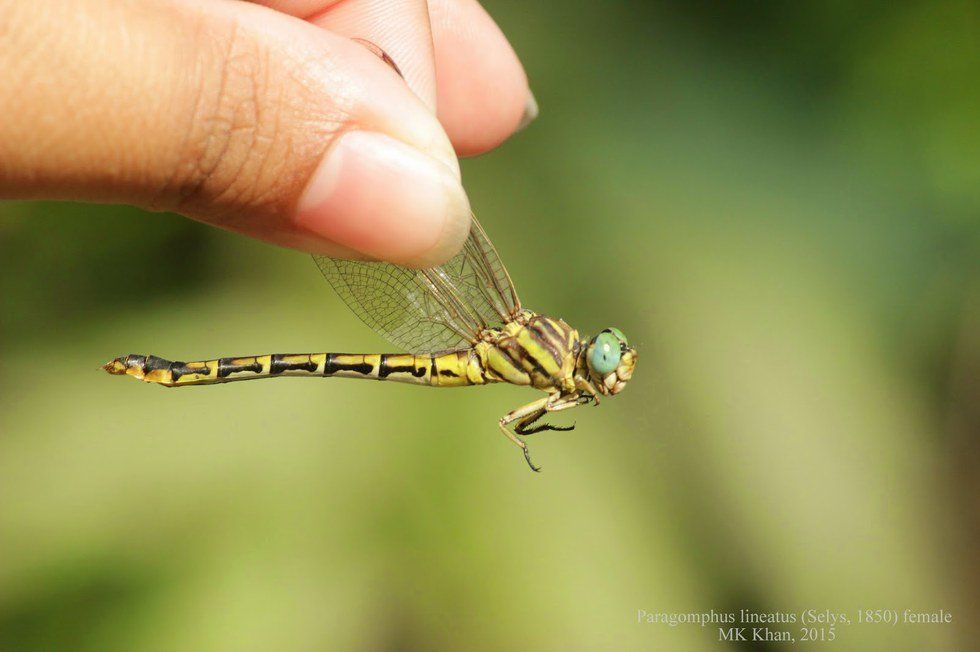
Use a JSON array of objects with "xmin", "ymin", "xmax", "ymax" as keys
[
  {"xmin": 103, "ymin": 351, "xmax": 490, "ymax": 388},
  {"xmin": 104, "ymin": 313, "xmax": 583, "ymax": 395}
]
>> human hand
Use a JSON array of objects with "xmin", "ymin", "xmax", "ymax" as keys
[{"xmin": 0, "ymin": 0, "xmax": 534, "ymax": 267}]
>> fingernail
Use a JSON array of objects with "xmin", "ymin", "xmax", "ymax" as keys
[
  {"xmin": 516, "ymin": 90, "xmax": 539, "ymax": 132},
  {"xmin": 295, "ymin": 131, "xmax": 471, "ymax": 268}
]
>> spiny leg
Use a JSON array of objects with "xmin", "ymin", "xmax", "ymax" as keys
[
  {"xmin": 515, "ymin": 408, "xmax": 576, "ymax": 436},
  {"xmin": 498, "ymin": 397, "xmax": 550, "ymax": 472},
  {"xmin": 521, "ymin": 393, "xmax": 590, "ymax": 435}
]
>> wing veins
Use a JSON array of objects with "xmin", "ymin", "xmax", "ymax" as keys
[{"xmin": 312, "ymin": 215, "xmax": 520, "ymax": 353}]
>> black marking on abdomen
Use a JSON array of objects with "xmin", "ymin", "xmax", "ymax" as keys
[
  {"xmin": 324, "ymin": 354, "xmax": 374, "ymax": 376},
  {"xmin": 171, "ymin": 361, "xmax": 209, "ymax": 381},
  {"xmin": 270, "ymin": 354, "xmax": 318, "ymax": 375},
  {"xmin": 378, "ymin": 355, "xmax": 426, "ymax": 379},
  {"xmin": 124, "ymin": 354, "xmax": 147, "ymax": 369},
  {"xmin": 218, "ymin": 358, "xmax": 262, "ymax": 378},
  {"xmin": 438, "ymin": 368, "xmax": 459, "ymax": 377},
  {"xmin": 142, "ymin": 355, "xmax": 172, "ymax": 373}
]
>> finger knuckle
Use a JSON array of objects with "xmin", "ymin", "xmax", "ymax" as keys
[{"xmin": 158, "ymin": 20, "xmax": 296, "ymax": 223}]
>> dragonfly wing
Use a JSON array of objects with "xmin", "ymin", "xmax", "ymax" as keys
[{"xmin": 313, "ymin": 215, "xmax": 522, "ymax": 354}]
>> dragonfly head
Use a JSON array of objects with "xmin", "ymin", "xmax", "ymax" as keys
[{"xmin": 584, "ymin": 327, "xmax": 636, "ymax": 396}]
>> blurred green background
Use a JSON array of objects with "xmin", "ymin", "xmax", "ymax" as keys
[{"xmin": 2, "ymin": 1, "xmax": 978, "ymax": 650}]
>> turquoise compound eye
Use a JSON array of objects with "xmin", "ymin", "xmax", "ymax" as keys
[
  {"xmin": 590, "ymin": 332, "xmax": 622, "ymax": 376},
  {"xmin": 609, "ymin": 327, "xmax": 628, "ymax": 346}
]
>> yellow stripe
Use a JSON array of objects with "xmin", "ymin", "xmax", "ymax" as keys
[
  {"xmin": 257, "ymin": 355, "xmax": 272, "ymax": 373},
  {"xmin": 414, "ymin": 356, "xmax": 431, "ymax": 380},
  {"xmin": 277, "ymin": 354, "xmax": 310, "ymax": 364},
  {"xmin": 465, "ymin": 351, "xmax": 489, "ymax": 385},
  {"xmin": 311, "ymin": 353, "xmax": 327, "ymax": 374},
  {"xmin": 143, "ymin": 367, "xmax": 171, "ymax": 384},
  {"xmin": 484, "ymin": 346, "xmax": 531, "ymax": 385},
  {"xmin": 431, "ymin": 351, "xmax": 471, "ymax": 387},
  {"xmin": 516, "ymin": 329, "xmax": 561, "ymax": 377}
]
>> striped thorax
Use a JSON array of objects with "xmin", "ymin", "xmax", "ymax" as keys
[{"xmin": 476, "ymin": 310, "xmax": 579, "ymax": 392}]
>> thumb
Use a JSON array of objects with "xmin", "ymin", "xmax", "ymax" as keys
[{"xmin": 0, "ymin": 0, "xmax": 470, "ymax": 267}]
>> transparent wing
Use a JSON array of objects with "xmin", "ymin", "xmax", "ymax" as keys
[{"xmin": 313, "ymin": 216, "xmax": 521, "ymax": 353}]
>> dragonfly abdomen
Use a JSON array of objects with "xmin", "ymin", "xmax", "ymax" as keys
[{"xmin": 103, "ymin": 351, "xmax": 489, "ymax": 388}]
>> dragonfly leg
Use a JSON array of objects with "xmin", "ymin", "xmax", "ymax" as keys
[
  {"xmin": 515, "ymin": 408, "xmax": 575, "ymax": 436},
  {"xmin": 576, "ymin": 378, "xmax": 602, "ymax": 405},
  {"xmin": 499, "ymin": 397, "xmax": 550, "ymax": 472},
  {"xmin": 516, "ymin": 392, "xmax": 587, "ymax": 436},
  {"xmin": 546, "ymin": 395, "xmax": 584, "ymax": 413}
]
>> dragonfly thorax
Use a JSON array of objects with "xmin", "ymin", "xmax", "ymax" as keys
[{"xmin": 476, "ymin": 312, "xmax": 580, "ymax": 392}]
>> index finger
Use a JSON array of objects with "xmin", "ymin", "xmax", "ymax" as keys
[
  {"xmin": 255, "ymin": 0, "xmax": 534, "ymax": 157},
  {"xmin": 429, "ymin": 0, "xmax": 533, "ymax": 157},
  {"xmin": 258, "ymin": 0, "xmax": 438, "ymax": 109}
]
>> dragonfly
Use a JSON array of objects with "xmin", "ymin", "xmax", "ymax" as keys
[{"xmin": 103, "ymin": 216, "xmax": 637, "ymax": 471}]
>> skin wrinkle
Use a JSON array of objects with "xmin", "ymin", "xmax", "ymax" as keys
[
  {"xmin": 289, "ymin": 46, "xmax": 361, "ymax": 131},
  {"xmin": 165, "ymin": 17, "xmax": 241, "ymax": 213},
  {"xmin": 148, "ymin": 8, "xmax": 214, "ymax": 212},
  {"xmin": 181, "ymin": 21, "xmax": 253, "ymax": 208},
  {"xmin": 273, "ymin": 58, "xmax": 352, "ymax": 223},
  {"xmin": 248, "ymin": 44, "xmax": 281, "ymax": 208},
  {"xmin": 202, "ymin": 37, "xmax": 266, "ymax": 219},
  {"xmin": 287, "ymin": 45, "xmax": 358, "ymax": 140},
  {"xmin": 173, "ymin": 16, "xmax": 306, "ymax": 232}
]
